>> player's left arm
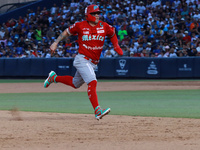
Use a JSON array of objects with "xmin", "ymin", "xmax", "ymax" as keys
[
  {"xmin": 106, "ymin": 23, "xmax": 123, "ymax": 56},
  {"xmin": 110, "ymin": 33, "xmax": 123, "ymax": 56}
]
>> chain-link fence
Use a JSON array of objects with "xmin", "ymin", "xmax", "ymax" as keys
[{"xmin": 0, "ymin": 0, "xmax": 38, "ymax": 14}]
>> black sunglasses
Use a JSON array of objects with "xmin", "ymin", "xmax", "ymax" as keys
[{"xmin": 90, "ymin": 12, "xmax": 101, "ymax": 15}]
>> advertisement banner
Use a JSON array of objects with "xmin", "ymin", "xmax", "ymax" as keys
[
  {"xmin": 115, "ymin": 58, "xmax": 130, "ymax": 77},
  {"xmin": 1, "ymin": 57, "xmax": 200, "ymax": 78},
  {"xmin": 145, "ymin": 58, "xmax": 160, "ymax": 78},
  {"xmin": 177, "ymin": 58, "xmax": 193, "ymax": 77},
  {"xmin": 57, "ymin": 58, "xmax": 72, "ymax": 76}
]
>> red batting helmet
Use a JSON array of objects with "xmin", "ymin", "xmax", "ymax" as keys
[{"xmin": 85, "ymin": 4, "xmax": 101, "ymax": 22}]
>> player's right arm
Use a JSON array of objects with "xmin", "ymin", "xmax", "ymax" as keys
[
  {"xmin": 50, "ymin": 22, "xmax": 79, "ymax": 54},
  {"xmin": 50, "ymin": 29, "xmax": 70, "ymax": 54}
]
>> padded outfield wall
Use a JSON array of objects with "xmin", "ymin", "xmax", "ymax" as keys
[{"xmin": 0, "ymin": 57, "xmax": 200, "ymax": 79}]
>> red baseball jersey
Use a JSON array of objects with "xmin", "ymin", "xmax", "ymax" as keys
[{"xmin": 67, "ymin": 20, "xmax": 115, "ymax": 60}]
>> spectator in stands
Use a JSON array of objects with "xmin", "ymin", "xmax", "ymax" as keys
[
  {"xmin": 45, "ymin": 49, "xmax": 52, "ymax": 58},
  {"xmin": 182, "ymin": 31, "xmax": 191, "ymax": 44},
  {"xmin": 146, "ymin": 42, "xmax": 152, "ymax": 53},
  {"xmin": 0, "ymin": 28, "xmax": 5, "ymax": 39},
  {"xmin": 188, "ymin": 46, "xmax": 198, "ymax": 56},
  {"xmin": 5, "ymin": 18, "xmax": 16, "ymax": 28},
  {"xmin": 129, "ymin": 51, "xmax": 134, "ymax": 57},
  {"xmin": 104, "ymin": 46, "xmax": 117, "ymax": 57},
  {"xmin": 28, "ymin": 50, "xmax": 35, "ymax": 58},
  {"xmin": 174, "ymin": 0, "xmax": 181, "ymax": 7},
  {"xmin": 131, "ymin": 20, "xmax": 140, "ymax": 32},
  {"xmin": 34, "ymin": 26, "xmax": 42, "ymax": 42},
  {"xmin": 37, "ymin": 15, "xmax": 45, "ymax": 27},
  {"xmin": 127, "ymin": 25, "xmax": 134, "ymax": 38},
  {"xmin": 169, "ymin": 48, "xmax": 178, "ymax": 57},
  {"xmin": 57, "ymin": 45, "xmax": 64, "ymax": 57},
  {"xmin": 121, "ymin": 35, "xmax": 130, "ymax": 46},
  {"xmin": 69, "ymin": 43, "xmax": 78, "ymax": 56},
  {"xmin": 32, "ymin": 46, "xmax": 39, "ymax": 57},
  {"xmin": 117, "ymin": 12, "xmax": 126, "ymax": 23},
  {"xmin": 15, "ymin": 45, "xmax": 23, "ymax": 55},
  {"xmin": 1, "ymin": 0, "xmax": 200, "ymax": 58},
  {"xmin": 193, "ymin": 10, "xmax": 200, "ymax": 20},
  {"xmin": 54, "ymin": 26, "xmax": 62, "ymax": 39},
  {"xmin": 37, "ymin": 41, "xmax": 43, "ymax": 51},
  {"xmin": 140, "ymin": 49, "xmax": 149, "ymax": 57},
  {"xmin": 64, "ymin": 52, "xmax": 71, "ymax": 58},
  {"xmin": 191, "ymin": 35, "xmax": 198, "ymax": 46},
  {"xmin": 24, "ymin": 38, "xmax": 31, "ymax": 50},
  {"xmin": 157, "ymin": 50, "xmax": 165, "ymax": 58},
  {"xmin": 181, "ymin": 7, "xmax": 189, "ymax": 19},
  {"xmin": 137, "ymin": 43, "xmax": 143, "ymax": 53},
  {"xmin": 41, "ymin": 7, "xmax": 49, "ymax": 16},
  {"xmin": 177, "ymin": 18, "xmax": 187, "ymax": 30},
  {"xmin": 50, "ymin": 3, "xmax": 58, "ymax": 15},
  {"xmin": 28, "ymin": 9, "xmax": 35, "ymax": 18},
  {"xmin": 1, "ymin": 49, "xmax": 7, "ymax": 57},
  {"xmin": 136, "ymin": 1, "xmax": 146, "ymax": 15},
  {"xmin": 163, "ymin": 45, "xmax": 170, "ymax": 57},
  {"xmin": 153, "ymin": 45, "xmax": 162, "ymax": 54},
  {"xmin": 129, "ymin": 44, "xmax": 137, "ymax": 54},
  {"xmin": 190, "ymin": 19, "xmax": 200, "ymax": 34},
  {"xmin": 7, "ymin": 38, "xmax": 13, "ymax": 48},
  {"xmin": 118, "ymin": 25, "xmax": 127, "ymax": 41},
  {"xmin": 27, "ymin": 28, "xmax": 34, "ymax": 39},
  {"xmin": 104, "ymin": 49, "xmax": 114, "ymax": 58},
  {"xmin": 121, "ymin": 45, "xmax": 130, "ymax": 57},
  {"xmin": 182, "ymin": 48, "xmax": 189, "ymax": 57},
  {"xmin": 196, "ymin": 42, "xmax": 200, "ymax": 52},
  {"xmin": 3, "ymin": 28, "xmax": 9, "ymax": 39}
]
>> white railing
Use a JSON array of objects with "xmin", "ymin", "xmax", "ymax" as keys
[{"xmin": 0, "ymin": 0, "xmax": 38, "ymax": 14}]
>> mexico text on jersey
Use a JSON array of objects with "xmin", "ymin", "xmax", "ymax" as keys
[
  {"xmin": 67, "ymin": 20, "xmax": 115, "ymax": 60},
  {"xmin": 82, "ymin": 35, "xmax": 104, "ymax": 41}
]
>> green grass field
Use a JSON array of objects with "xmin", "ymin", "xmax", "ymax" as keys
[{"xmin": 0, "ymin": 80, "xmax": 199, "ymax": 119}]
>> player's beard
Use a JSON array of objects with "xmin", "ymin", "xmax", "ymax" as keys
[
  {"xmin": 94, "ymin": 16, "xmax": 99, "ymax": 24},
  {"xmin": 89, "ymin": 15, "xmax": 99, "ymax": 26}
]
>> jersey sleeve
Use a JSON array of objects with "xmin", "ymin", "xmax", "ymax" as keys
[
  {"xmin": 67, "ymin": 22, "xmax": 79, "ymax": 35},
  {"xmin": 105, "ymin": 22, "xmax": 115, "ymax": 38}
]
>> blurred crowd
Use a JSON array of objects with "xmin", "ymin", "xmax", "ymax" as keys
[{"xmin": 0, "ymin": 0, "xmax": 200, "ymax": 58}]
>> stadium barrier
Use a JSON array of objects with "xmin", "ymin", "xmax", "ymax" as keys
[{"xmin": 0, "ymin": 57, "xmax": 199, "ymax": 78}]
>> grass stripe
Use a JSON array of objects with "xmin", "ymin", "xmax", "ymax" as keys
[{"xmin": 0, "ymin": 90, "xmax": 199, "ymax": 119}]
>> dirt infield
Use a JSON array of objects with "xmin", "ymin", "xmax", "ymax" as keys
[{"xmin": 1, "ymin": 81, "xmax": 200, "ymax": 150}]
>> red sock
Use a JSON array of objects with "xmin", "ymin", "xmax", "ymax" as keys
[
  {"xmin": 88, "ymin": 80, "xmax": 99, "ymax": 110},
  {"xmin": 55, "ymin": 76, "xmax": 76, "ymax": 89}
]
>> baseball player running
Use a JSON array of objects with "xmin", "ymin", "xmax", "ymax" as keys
[{"xmin": 44, "ymin": 4, "xmax": 123, "ymax": 120}]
